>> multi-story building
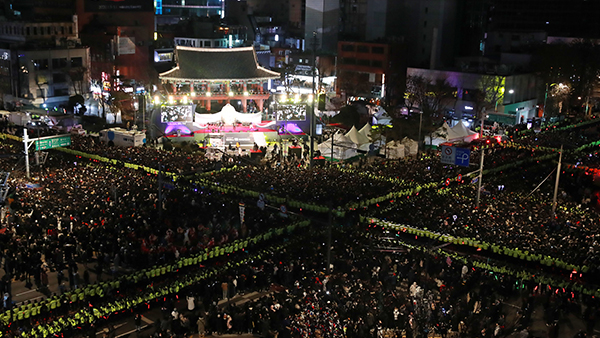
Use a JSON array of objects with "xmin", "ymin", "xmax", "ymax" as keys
[
  {"xmin": 407, "ymin": 67, "xmax": 542, "ymax": 125},
  {"xmin": 156, "ymin": 0, "xmax": 224, "ymax": 18},
  {"xmin": 17, "ymin": 46, "xmax": 91, "ymax": 107},
  {"xmin": 304, "ymin": 0, "xmax": 339, "ymax": 53},
  {"xmin": 0, "ymin": 14, "xmax": 89, "ymax": 109},
  {"xmin": 337, "ymin": 41, "xmax": 405, "ymax": 106},
  {"xmin": 76, "ymin": 0, "xmax": 155, "ymax": 86}
]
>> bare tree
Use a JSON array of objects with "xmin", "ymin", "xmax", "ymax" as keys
[
  {"xmin": 405, "ymin": 75, "xmax": 456, "ymax": 146},
  {"xmin": 35, "ymin": 74, "xmax": 47, "ymax": 105},
  {"xmin": 69, "ymin": 67, "xmax": 88, "ymax": 96}
]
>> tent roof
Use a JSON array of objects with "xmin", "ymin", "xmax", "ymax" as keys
[
  {"xmin": 160, "ymin": 46, "xmax": 280, "ymax": 81},
  {"xmin": 358, "ymin": 123, "xmax": 372, "ymax": 140},
  {"xmin": 451, "ymin": 121, "xmax": 476, "ymax": 138},
  {"xmin": 436, "ymin": 122, "xmax": 462, "ymax": 140},
  {"xmin": 345, "ymin": 126, "xmax": 370, "ymax": 145}
]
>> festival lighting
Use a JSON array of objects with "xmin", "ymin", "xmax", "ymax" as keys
[
  {"xmin": 294, "ymin": 94, "xmax": 301, "ymax": 103},
  {"xmin": 154, "ymin": 96, "xmax": 160, "ymax": 105},
  {"xmin": 206, "ymin": 92, "xmax": 212, "ymax": 97},
  {"xmin": 168, "ymin": 95, "xmax": 174, "ymax": 104},
  {"xmin": 228, "ymin": 92, "xmax": 234, "ymax": 97},
  {"xmin": 244, "ymin": 91, "xmax": 249, "ymax": 96},
  {"xmin": 183, "ymin": 96, "xmax": 188, "ymax": 104},
  {"xmin": 191, "ymin": 91, "xmax": 195, "ymax": 97},
  {"xmin": 280, "ymin": 93, "xmax": 287, "ymax": 102},
  {"xmin": 308, "ymin": 94, "xmax": 314, "ymax": 102}
]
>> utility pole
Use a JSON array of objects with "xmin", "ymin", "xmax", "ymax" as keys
[
  {"xmin": 309, "ymin": 31, "xmax": 318, "ymax": 168},
  {"xmin": 326, "ymin": 205, "xmax": 332, "ymax": 274},
  {"xmin": 417, "ymin": 112, "xmax": 423, "ymax": 152},
  {"xmin": 331, "ymin": 129, "xmax": 335, "ymax": 163},
  {"xmin": 476, "ymin": 149, "xmax": 485, "ymax": 208},
  {"xmin": 158, "ymin": 163, "xmax": 163, "ymax": 218},
  {"xmin": 23, "ymin": 128, "xmax": 30, "ymax": 179},
  {"xmin": 552, "ymin": 145, "xmax": 563, "ymax": 215}
]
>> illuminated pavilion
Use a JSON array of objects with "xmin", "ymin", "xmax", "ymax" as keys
[{"xmin": 159, "ymin": 46, "xmax": 280, "ymax": 113}]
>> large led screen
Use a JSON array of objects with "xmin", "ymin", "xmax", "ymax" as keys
[
  {"xmin": 275, "ymin": 104, "xmax": 307, "ymax": 121},
  {"xmin": 160, "ymin": 105, "xmax": 194, "ymax": 123}
]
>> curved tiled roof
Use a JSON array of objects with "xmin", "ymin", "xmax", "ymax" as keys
[{"xmin": 159, "ymin": 46, "xmax": 280, "ymax": 81}]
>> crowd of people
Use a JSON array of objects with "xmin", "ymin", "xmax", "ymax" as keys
[
  {"xmin": 0, "ymin": 142, "xmax": 295, "ymax": 314},
  {"xmin": 122, "ymin": 226, "xmax": 597, "ymax": 338},
  {"xmin": 0, "ymin": 114, "xmax": 599, "ymax": 337},
  {"xmin": 69, "ymin": 135, "xmax": 218, "ymax": 174}
]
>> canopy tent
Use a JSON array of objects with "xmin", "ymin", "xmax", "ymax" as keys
[
  {"xmin": 401, "ymin": 137, "xmax": 419, "ymax": 156},
  {"xmin": 345, "ymin": 126, "xmax": 370, "ymax": 146},
  {"xmin": 384, "ymin": 140, "xmax": 405, "ymax": 159},
  {"xmin": 451, "ymin": 121, "xmax": 479, "ymax": 143},
  {"xmin": 318, "ymin": 132, "xmax": 358, "ymax": 160},
  {"xmin": 358, "ymin": 123, "xmax": 372, "ymax": 141},
  {"xmin": 193, "ymin": 104, "xmax": 262, "ymax": 126},
  {"xmin": 424, "ymin": 122, "xmax": 462, "ymax": 146}
]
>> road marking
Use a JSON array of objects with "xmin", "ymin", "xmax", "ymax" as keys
[
  {"xmin": 96, "ymin": 322, "xmax": 127, "ymax": 336},
  {"xmin": 141, "ymin": 316, "xmax": 153, "ymax": 324},
  {"xmin": 116, "ymin": 325, "xmax": 150, "ymax": 338},
  {"xmin": 15, "ymin": 289, "xmax": 38, "ymax": 297}
]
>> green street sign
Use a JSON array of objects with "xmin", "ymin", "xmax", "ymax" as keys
[{"xmin": 35, "ymin": 136, "xmax": 71, "ymax": 151}]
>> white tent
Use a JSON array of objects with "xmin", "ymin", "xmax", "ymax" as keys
[
  {"xmin": 318, "ymin": 132, "xmax": 358, "ymax": 160},
  {"xmin": 193, "ymin": 104, "xmax": 262, "ymax": 126},
  {"xmin": 345, "ymin": 126, "xmax": 370, "ymax": 146},
  {"xmin": 384, "ymin": 140, "xmax": 405, "ymax": 159},
  {"xmin": 451, "ymin": 121, "xmax": 478, "ymax": 143},
  {"xmin": 401, "ymin": 137, "xmax": 419, "ymax": 156},
  {"xmin": 424, "ymin": 122, "xmax": 462, "ymax": 146},
  {"xmin": 358, "ymin": 123, "xmax": 372, "ymax": 141}
]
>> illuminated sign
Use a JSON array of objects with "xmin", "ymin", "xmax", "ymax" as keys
[{"xmin": 85, "ymin": 0, "xmax": 154, "ymax": 12}]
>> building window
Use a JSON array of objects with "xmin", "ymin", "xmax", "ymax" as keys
[
  {"xmin": 26, "ymin": 27, "xmax": 30, "ymax": 35},
  {"xmin": 33, "ymin": 27, "xmax": 37, "ymax": 35},
  {"xmin": 54, "ymin": 88, "xmax": 70, "ymax": 96},
  {"xmin": 371, "ymin": 60, "xmax": 383, "ymax": 68},
  {"xmin": 69, "ymin": 26, "xmax": 73, "ymax": 34},
  {"xmin": 357, "ymin": 59, "xmax": 369, "ymax": 66},
  {"xmin": 357, "ymin": 45, "xmax": 369, "ymax": 53},
  {"xmin": 33, "ymin": 59, "xmax": 49, "ymax": 70},
  {"xmin": 341, "ymin": 44, "xmax": 355, "ymax": 52},
  {"xmin": 52, "ymin": 73, "xmax": 67, "ymax": 83},
  {"xmin": 71, "ymin": 57, "xmax": 83, "ymax": 67},
  {"xmin": 342, "ymin": 58, "xmax": 356, "ymax": 65},
  {"xmin": 61, "ymin": 26, "xmax": 65, "ymax": 35},
  {"xmin": 372, "ymin": 46, "xmax": 384, "ymax": 54},
  {"xmin": 425, "ymin": 7, "xmax": 428, "ymax": 13},
  {"xmin": 52, "ymin": 58, "xmax": 68, "ymax": 69}
]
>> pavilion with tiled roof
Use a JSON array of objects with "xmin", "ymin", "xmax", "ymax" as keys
[{"xmin": 159, "ymin": 46, "xmax": 280, "ymax": 112}]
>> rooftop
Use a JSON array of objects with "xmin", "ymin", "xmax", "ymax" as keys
[{"xmin": 159, "ymin": 46, "xmax": 280, "ymax": 82}]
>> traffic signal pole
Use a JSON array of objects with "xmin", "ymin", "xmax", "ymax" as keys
[{"xmin": 476, "ymin": 149, "xmax": 485, "ymax": 208}]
